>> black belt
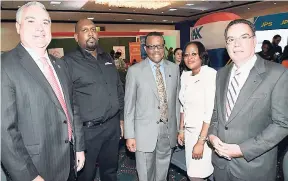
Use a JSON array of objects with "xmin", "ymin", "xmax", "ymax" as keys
[{"xmin": 83, "ymin": 120, "xmax": 106, "ymax": 128}]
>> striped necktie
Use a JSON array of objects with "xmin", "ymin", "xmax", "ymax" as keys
[
  {"xmin": 225, "ymin": 70, "xmax": 241, "ymax": 121},
  {"xmin": 40, "ymin": 57, "xmax": 73, "ymax": 141}
]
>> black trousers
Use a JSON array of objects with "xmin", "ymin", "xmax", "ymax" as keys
[
  {"xmin": 67, "ymin": 143, "xmax": 76, "ymax": 181},
  {"xmin": 77, "ymin": 116, "xmax": 120, "ymax": 181}
]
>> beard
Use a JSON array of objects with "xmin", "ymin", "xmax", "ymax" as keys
[{"xmin": 85, "ymin": 37, "xmax": 98, "ymax": 51}]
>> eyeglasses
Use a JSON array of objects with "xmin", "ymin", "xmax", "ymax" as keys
[
  {"xmin": 145, "ymin": 44, "xmax": 165, "ymax": 50},
  {"xmin": 183, "ymin": 52, "xmax": 198, "ymax": 58},
  {"xmin": 226, "ymin": 34, "xmax": 255, "ymax": 45}
]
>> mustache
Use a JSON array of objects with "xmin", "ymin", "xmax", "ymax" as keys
[{"xmin": 87, "ymin": 37, "xmax": 97, "ymax": 42}]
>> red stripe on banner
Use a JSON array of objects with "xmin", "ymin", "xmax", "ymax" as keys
[{"xmin": 52, "ymin": 32, "xmax": 163, "ymax": 37}]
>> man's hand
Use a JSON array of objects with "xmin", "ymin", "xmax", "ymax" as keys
[
  {"xmin": 76, "ymin": 151, "xmax": 85, "ymax": 172},
  {"xmin": 126, "ymin": 138, "xmax": 136, "ymax": 152},
  {"xmin": 216, "ymin": 143, "xmax": 243, "ymax": 158},
  {"xmin": 120, "ymin": 120, "xmax": 124, "ymax": 139},
  {"xmin": 209, "ymin": 134, "xmax": 231, "ymax": 160},
  {"xmin": 177, "ymin": 132, "xmax": 185, "ymax": 146},
  {"xmin": 32, "ymin": 175, "xmax": 45, "ymax": 181}
]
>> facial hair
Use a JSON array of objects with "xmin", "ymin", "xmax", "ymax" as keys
[{"xmin": 85, "ymin": 37, "xmax": 98, "ymax": 51}]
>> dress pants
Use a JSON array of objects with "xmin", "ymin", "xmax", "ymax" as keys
[
  {"xmin": 67, "ymin": 143, "xmax": 76, "ymax": 181},
  {"xmin": 77, "ymin": 116, "xmax": 120, "ymax": 181},
  {"xmin": 213, "ymin": 166, "xmax": 247, "ymax": 181},
  {"xmin": 135, "ymin": 122, "xmax": 172, "ymax": 181}
]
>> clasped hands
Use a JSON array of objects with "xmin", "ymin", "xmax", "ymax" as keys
[{"xmin": 208, "ymin": 134, "xmax": 243, "ymax": 160}]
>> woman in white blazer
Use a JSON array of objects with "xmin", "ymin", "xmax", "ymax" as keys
[{"xmin": 178, "ymin": 41, "xmax": 216, "ymax": 181}]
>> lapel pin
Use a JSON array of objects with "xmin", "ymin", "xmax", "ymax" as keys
[
  {"xmin": 58, "ymin": 65, "xmax": 61, "ymax": 68},
  {"xmin": 53, "ymin": 60, "xmax": 56, "ymax": 64},
  {"xmin": 169, "ymin": 75, "xmax": 171, "ymax": 77}
]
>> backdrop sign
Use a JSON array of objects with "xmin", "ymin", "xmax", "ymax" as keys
[
  {"xmin": 254, "ymin": 12, "xmax": 288, "ymax": 31},
  {"xmin": 129, "ymin": 42, "xmax": 141, "ymax": 63}
]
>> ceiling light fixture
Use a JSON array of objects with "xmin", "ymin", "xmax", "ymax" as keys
[
  {"xmin": 94, "ymin": 0, "xmax": 171, "ymax": 9},
  {"xmin": 169, "ymin": 8, "xmax": 177, "ymax": 11},
  {"xmin": 126, "ymin": 18, "xmax": 133, "ymax": 21},
  {"xmin": 87, "ymin": 17, "xmax": 94, "ymax": 20},
  {"xmin": 50, "ymin": 1, "xmax": 61, "ymax": 5},
  {"xmin": 162, "ymin": 20, "xmax": 168, "ymax": 22},
  {"xmin": 186, "ymin": 3, "xmax": 194, "ymax": 6},
  {"xmin": 274, "ymin": 2, "xmax": 277, "ymax": 4}
]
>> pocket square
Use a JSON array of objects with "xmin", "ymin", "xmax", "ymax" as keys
[{"xmin": 105, "ymin": 62, "xmax": 113, "ymax": 65}]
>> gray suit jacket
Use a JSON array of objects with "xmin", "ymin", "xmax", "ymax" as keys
[
  {"xmin": 208, "ymin": 55, "xmax": 288, "ymax": 181},
  {"xmin": 124, "ymin": 58, "xmax": 180, "ymax": 152},
  {"xmin": 1, "ymin": 44, "xmax": 85, "ymax": 181}
]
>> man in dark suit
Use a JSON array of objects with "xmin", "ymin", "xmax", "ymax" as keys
[
  {"xmin": 1, "ymin": 2, "xmax": 85, "ymax": 181},
  {"xmin": 208, "ymin": 19, "xmax": 288, "ymax": 181}
]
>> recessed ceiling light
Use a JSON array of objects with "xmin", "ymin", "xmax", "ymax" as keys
[
  {"xmin": 162, "ymin": 20, "xmax": 168, "ymax": 22},
  {"xmin": 161, "ymin": 12, "xmax": 164, "ymax": 13},
  {"xmin": 169, "ymin": 8, "xmax": 177, "ymax": 11},
  {"xmin": 17, "ymin": 5, "xmax": 21, "ymax": 8},
  {"xmin": 68, "ymin": 19, "xmax": 70, "ymax": 20},
  {"xmin": 53, "ymin": 5, "xmax": 55, "ymax": 6},
  {"xmin": 186, "ymin": 3, "xmax": 194, "ymax": 6},
  {"xmin": 87, "ymin": 17, "xmax": 94, "ymax": 20},
  {"xmin": 133, "ymin": 10, "xmax": 135, "ymax": 12},
  {"xmin": 248, "ymin": 7, "xmax": 250, "ymax": 9},
  {"xmin": 172, "ymin": 21, "xmax": 174, "ymax": 23},
  {"xmin": 82, "ymin": 8, "xmax": 84, "ymax": 10},
  {"xmin": 50, "ymin": 1, "xmax": 61, "ymax": 5},
  {"xmin": 274, "ymin": 2, "xmax": 277, "ymax": 4},
  {"xmin": 109, "ymin": 8, "xmax": 111, "ymax": 10},
  {"xmin": 154, "ymin": 20, "xmax": 156, "ymax": 21},
  {"xmin": 126, "ymin": 18, "xmax": 133, "ymax": 21}
]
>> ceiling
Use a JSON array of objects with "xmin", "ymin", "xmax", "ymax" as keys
[{"xmin": 1, "ymin": 1, "xmax": 287, "ymax": 24}]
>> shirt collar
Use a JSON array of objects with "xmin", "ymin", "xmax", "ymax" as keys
[
  {"xmin": 148, "ymin": 58, "xmax": 164, "ymax": 68},
  {"xmin": 232, "ymin": 54, "xmax": 257, "ymax": 75},
  {"xmin": 21, "ymin": 43, "xmax": 49, "ymax": 61}
]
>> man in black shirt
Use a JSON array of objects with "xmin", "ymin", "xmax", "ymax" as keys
[
  {"xmin": 272, "ymin": 34, "xmax": 283, "ymax": 63},
  {"xmin": 63, "ymin": 19, "xmax": 124, "ymax": 181}
]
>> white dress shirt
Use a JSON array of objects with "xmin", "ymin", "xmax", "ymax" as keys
[
  {"xmin": 22, "ymin": 44, "xmax": 64, "ymax": 97},
  {"xmin": 228, "ymin": 55, "xmax": 257, "ymax": 93}
]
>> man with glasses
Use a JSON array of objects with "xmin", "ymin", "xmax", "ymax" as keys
[
  {"xmin": 124, "ymin": 32, "xmax": 180, "ymax": 181},
  {"xmin": 208, "ymin": 19, "xmax": 288, "ymax": 181}
]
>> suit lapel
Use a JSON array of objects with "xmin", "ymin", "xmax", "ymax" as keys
[
  {"xmin": 163, "ymin": 60, "xmax": 171, "ymax": 101},
  {"xmin": 16, "ymin": 44, "xmax": 64, "ymax": 114},
  {"xmin": 226, "ymin": 56, "xmax": 265, "ymax": 125},
  {"xmin": 144, "ymin": 59, "xmax": 159, "ymax": 100},
  {"xmin": 219, "ymin": 64, "xmax": 233, "ymax": 122}
]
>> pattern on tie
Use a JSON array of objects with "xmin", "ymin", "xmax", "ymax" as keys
[
  {"xmin": 40, "ymin": 57, "xmax": 73, "ymax": 141},
  {"xmin": 225, "ymin": 70, "xmax": 241, "ymax": 121},
  {"xmin": 155, "ymin": 64, "xmax": 168, "ymax": 122}
]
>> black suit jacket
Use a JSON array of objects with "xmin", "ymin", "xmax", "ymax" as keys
[{"xmin": 1, "ymin": 44, "xmax": 85, "ymax": 181}]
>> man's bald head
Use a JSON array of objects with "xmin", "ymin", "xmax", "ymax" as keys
[
  {"xmin": 74, "ymin": 19, "xmax": 98, "ymax": 51},
  {"xmin": 75, "ymin": 19, "xmax": 95, "ymax": 33}
]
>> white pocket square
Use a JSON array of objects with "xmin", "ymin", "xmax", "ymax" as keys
[{"xmin": 105, "ymin": 62, "xmax": 113, "ymax": 65}]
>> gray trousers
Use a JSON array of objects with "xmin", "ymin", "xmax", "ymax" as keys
[{"xmin": 135, "ymin": 122, "xmax": 172, "ymax": 181}]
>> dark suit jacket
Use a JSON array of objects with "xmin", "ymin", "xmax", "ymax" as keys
[
  {"xmin": 208, "ymin": 55, "xmax": 288, "ymax": 181},
  {"xmin": 1, "ymin": 44, "xmax": 85, "ymax": 181}
]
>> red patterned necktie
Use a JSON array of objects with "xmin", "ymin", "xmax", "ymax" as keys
[{"xmin": 40, "ymin": 57, "xmax": 72, "ymax": 141}]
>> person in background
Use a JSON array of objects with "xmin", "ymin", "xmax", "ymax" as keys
[
  {"xmin": 63, "ymin": 19, "xmax": 124, "ymax": 181},
  {"xmin": 166, "ymin": 46, "xmax": 174, "ymax": 62},
  {"xmin": 174, "ymin": 48, "xmax": 183, "ymax": 65},
  {"xmin": 110, "ymin": 49, "xmax": 115, "ymax": 59},
  {"xmin": 1, "ymin": 2, "xmax": 85, "ymax": 181},
  {"xmin": 125, "ymin": 32, "xmax": 180, "ymax": 181},
  {"xmin": 208, "ymin": 19, "xmax": 288, "ymax": 181},
  {"xmin": 257, "ymin": 40, "xmax": 273, "ymax": 61},
  {"xmin": 271, "ymin": 34, "xmax": 283, "ymax": 63},
  {"xmin": 114, "ymin": 51, "xmax": 126, "ymax": 70},
  {"xmin": 281, "ymin": 45, "xmax": 288, "ymax": 68},
  {"xmin": 178, "ymin": 41, "xmax": 216, "ymax": 181}
]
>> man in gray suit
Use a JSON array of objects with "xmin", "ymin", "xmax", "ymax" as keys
[
  {"xmin": 1, "ymin": 2, "xmax": 85, "ymax": 181},
  {"xmin": 124, "ymin": 32, "xmax": 180, "ymax": 181},
  {"xmin": 208, "ymin": 19, "xmax": 288, "ymax": 181}
]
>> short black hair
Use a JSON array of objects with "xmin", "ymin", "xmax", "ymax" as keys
[
  {"xmin": 224, "ymin": 19, "xmax": 255, "ymax": 39},
  {"xmin": 180, "ymin": 41, "xmax": 210, "ymax": 72},
  {"xmin": 273, "ymin": 34, "xmax": 282, "ymax": 40},
  {"xmin": 173, "ymin": 48, "xmax": 182, "ymax": 55},
  {"xmin": 145, "ymin": 32, "xmax": 165, "ymax": 45}
]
